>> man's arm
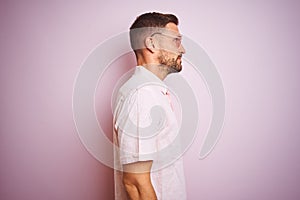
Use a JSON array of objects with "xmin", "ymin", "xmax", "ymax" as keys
[{"xmin": 122, "ymin": 161, "xmax": 157, "ymax": 200}]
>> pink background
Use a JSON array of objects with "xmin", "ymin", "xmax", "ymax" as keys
[{"xmin": 1, "ymin": 0, "xmax": 300, "ymax": 199}]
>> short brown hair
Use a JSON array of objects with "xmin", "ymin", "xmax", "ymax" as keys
[
  {"xmin": 130, "ymin": 12, "xmax": 178, "ymax": 30},
  {"xmin": 129, "ymin": 12, "xmax": 179, "ymax": 52}
]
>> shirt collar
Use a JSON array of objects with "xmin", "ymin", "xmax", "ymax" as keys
[{"xmin": 134, "ymin": 66, "xmax": 168, "ymax": 94}]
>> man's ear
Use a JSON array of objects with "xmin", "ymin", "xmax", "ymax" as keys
[{"xmin": 145, "ymin": 36, "xmax": 156, "ymax": 53}]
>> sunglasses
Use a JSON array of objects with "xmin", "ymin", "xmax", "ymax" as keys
[{"xmin": 151, "ymin": 32, "xmax": 182, "ymax": 48}]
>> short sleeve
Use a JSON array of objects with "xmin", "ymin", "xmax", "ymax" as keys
[{"xmin": 114, "ymin": 87, "xmax": 166, "ymax": 165}]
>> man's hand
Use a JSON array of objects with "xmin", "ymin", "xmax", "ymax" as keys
[{"xmin": 122, "ymin": 161, "xmax": 157, "ymax": 200}]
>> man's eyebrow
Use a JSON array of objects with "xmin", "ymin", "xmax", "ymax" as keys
[
  {"xmin": 167, "ymin": 32, "xmax": 182, "ymax": 38},
  {"xmin": 171, "ymin": 32, "xmax": 182, "ymax": 38}
]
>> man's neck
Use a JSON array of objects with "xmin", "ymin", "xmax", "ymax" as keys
[
  {"xmin": 137, "ymin": 62, "xmax": 169, "ymax": 80},
  {"xmin": 136, "ymin": 52, "xmax": 170, "ymax": 80}
]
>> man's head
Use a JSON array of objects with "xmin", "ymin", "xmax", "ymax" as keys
[{"xmin": 130, "ymin": 12, "xmax": 185, "ymax": 76}]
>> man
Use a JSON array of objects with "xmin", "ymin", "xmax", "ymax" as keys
[{"xmin": 113, "ymin": 12, "xmax": 186, "ymax": 200}]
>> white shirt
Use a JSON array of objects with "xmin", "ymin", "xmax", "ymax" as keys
[{"xmin": 113, "ymin": 66, "xmax": 186, "ymax": 200}]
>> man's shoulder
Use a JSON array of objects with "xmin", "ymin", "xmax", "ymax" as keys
[
  {"xmin": 117, "ymin": 75, "xmax": 139, "ymax": 97},
  {"xmin": 118, "ymin": 74, "xmax": 157, "ymax": 98},
  {"xmin": 114, "ymin": 74, "xmax": 145, "ymax": 109}
]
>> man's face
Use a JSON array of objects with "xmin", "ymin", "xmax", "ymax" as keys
[{"xmin": 155, "ymin": 23, "xmax": 185, "ymax": 73}]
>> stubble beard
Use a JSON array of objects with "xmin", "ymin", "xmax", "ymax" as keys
[{"xmin": 158, "ymin": 50, "xmax": 182, "ymax": 74}]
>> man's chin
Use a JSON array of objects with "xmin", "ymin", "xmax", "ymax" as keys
[
  {"xmin": 176, "ymin": 57, "xmax": 182, "ymax": 72},
  {"xmin": 176, "ymin": 65, "xmax": 182, "ymax": 72},
  {"xmin": 175, "ymin": 59, "xmax": 183, "ymax": 72},
  {"xmin": 170, "ymin": 64, "xmax": 182, "ymax": 73}
]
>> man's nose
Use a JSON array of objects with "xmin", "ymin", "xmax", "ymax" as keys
[{"xmin": 179, "ymin": 44, "xmax": 186, "ymax": 54}]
